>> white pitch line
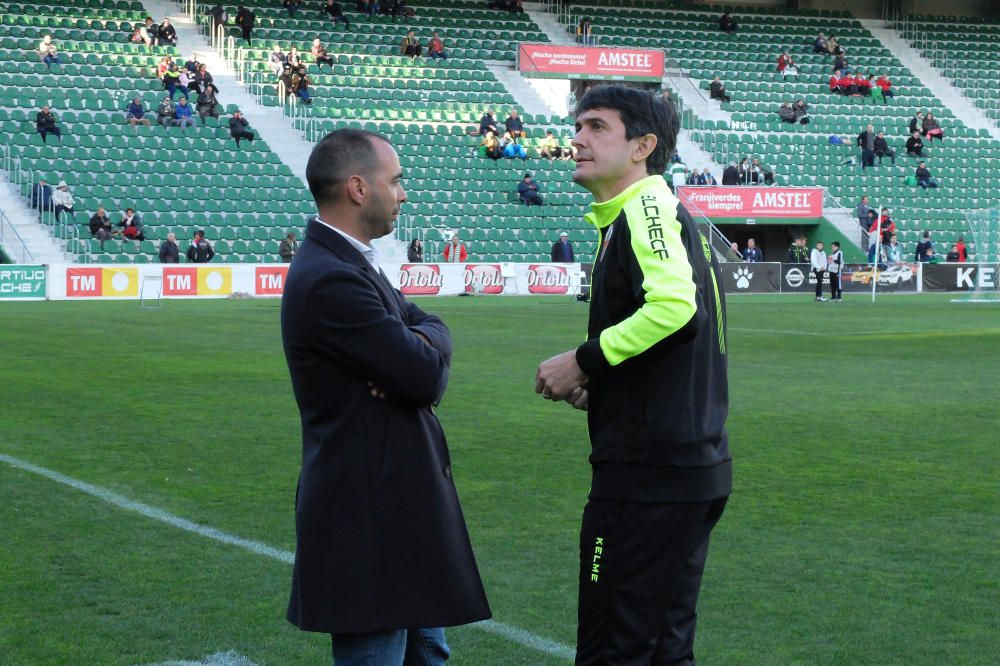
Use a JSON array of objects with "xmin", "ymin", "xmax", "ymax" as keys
[
  {"xmin": 0, "ymin": 453, "xmax": 575, "ymax": 663},
  {"xmin": 142, "ymin": 650, "xmax": 259, "ymax": 666}
]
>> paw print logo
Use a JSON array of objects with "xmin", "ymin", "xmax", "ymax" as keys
[{"xmin": 733, "ymin": 266, "xmax": 754, "ymax": 289}]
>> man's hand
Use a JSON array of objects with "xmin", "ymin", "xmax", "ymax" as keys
[
  {"xmin": 535, "ymin": 350, "xmax": 588, "ymax": 402},
  {"xmin": 566, "ymin": 387, "xmax": 589, "ymax": 411}
]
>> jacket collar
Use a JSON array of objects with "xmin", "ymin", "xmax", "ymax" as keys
[
  {"xmin": 584, "ymin": 175, "xmax": 668, "ymax": 229},
  {"xmin": 305, "ymin": 218, "xmax": 379, "ymax": 275}
]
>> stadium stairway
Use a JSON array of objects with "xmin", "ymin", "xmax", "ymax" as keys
[
  {"xmin": 0, "ymin": 172, "xmax": 74, "ymax": 263},
  {"xmin": 485, "ymin": 62, "xmax": 564, "ymax": 119},
  {"xmin": 861, "ymin": 19, "xmax": 1000, "ymax": 141}
]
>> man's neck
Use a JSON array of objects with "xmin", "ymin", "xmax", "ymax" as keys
[{"xmin": 591, "ymin": 170, "xmax": 650, "ymax": 203}]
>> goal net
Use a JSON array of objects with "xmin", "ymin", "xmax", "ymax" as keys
[{"xmin": 957, "ymin": 207, "xmax": 1000, "ymax": 303}]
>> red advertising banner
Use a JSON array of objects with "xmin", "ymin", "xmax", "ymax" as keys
[
  {"xmin": 527, "ymin": 264, "xmax": 570, "ymax": 294},
  {"xmin": 677, "ymin": 186, "xmax": 824, "ymax": 219},
  {"xmin": 163, "ymin": 267, "xmax": 198, "ymax": 296},
  {"xmin": 464, "ymin": 264, "xmax": 505, "ymax": 294},
  {"xmin": 518, "ymin": 43, "xmax": 664, "ymax": 82},
  {"xmin": 254, "ymin": 266, "xmax": 289, "ymax": 296}
]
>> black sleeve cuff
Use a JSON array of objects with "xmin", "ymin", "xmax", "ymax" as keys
[{"xmin": 576, "ymin": 338, "xmax": 611, "ymax": 377}]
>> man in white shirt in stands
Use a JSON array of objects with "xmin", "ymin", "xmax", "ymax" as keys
[{"xmin": 811, "ymin": 240, "xmax": 828, "ymax": 302}]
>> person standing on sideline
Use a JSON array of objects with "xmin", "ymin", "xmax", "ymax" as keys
[
  {"xmin": 281, "ymin": 130, "xmax": 491, "ymax": 664},
  {"xmin": 811, "ymin": 240, "xmax": 828, "ymax": 301},
  {"xmin": 187, "ymin": 229, "xmax": 215, "ymax": 262},
  {"xmin": 279, "ymin": 231, "xmax": 298, "ymax": 262},
  {"xmin": 442, "ymin": 232, "xmax": 468, "ymax": 262},
  {"xmin": 534, "ymin": 86, "xmax": 731, "ymax": 666},
  {"xmin": 827, "ymin": 241, "xmax": 843, "ymax": 301},
  {"xmin": 551, "ymin": 231, "xmax": 574, "ymax": 262},
  {"xmin": 159, "ymin": 232, "xmax": 180, "ymax": 263}
]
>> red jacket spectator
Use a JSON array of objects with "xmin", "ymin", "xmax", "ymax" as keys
[
  {"xmin": 956, "ymin": 238, "xmax": 967, "ymax": 262},
  {"xmin": 829, "ymin": 74, "xmax": 840, "ymax": 92},
  {"xmin": 838, "ymin": 74, "xmax": 853, "ymax": 89},
  {"xmin": 442, "ymin": 239, "xmax": 468, "ymax": 262},
  {"xmin": 876, "ymin": 75, "xmax": 892, "ymax": 92},
  {"xmin": 857, "ymin": 76, "xmax": 871, "ymax": 93},
  {"xmin": 777, "ymin": 53, "xmax": 793, "ymax": 73}
]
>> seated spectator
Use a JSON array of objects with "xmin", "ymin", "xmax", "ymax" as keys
[
  {"xmin": 504, "ymin": 110, "xmax": 526, "ymax": 139},
  {"xmin": 178, "ymin": 68, "xmax": 195, "ymax": 98},
  {"xmin": 576, "ymin": 18, "xmax": 593, "ymax": 45},
  {"xmin": 702, "ymin": 171, "xmax": 718, "ymax": 185},
  {"xmin": 126, "ymin": 97, "xmax": 151, "ymax": 127},
  {"xmin": 828, "ymin": 70, "xmax": 843, "ymax": 94},
  {"xmin": 813, "ymin": 32, "xmax": 828, "ymax": 54},
  {"xmin": 709, "ymin": 76, "xmax": 731, "ymax": 103},
  {"xmin": 832, "ymin": 54, "xmax": 849, "ymax": 75},
  {"xmin": 381, "ymin": 0, "xmax": 402, "ymax": 20},
  {"xmin": 915, "ymin": 161, "xmax": 939, "ymax": 189},
  {"xmin": 400, "ymin": 30, "xmax": 422, "ymax": 58},
  {"xmin": 908, "ymin": 111, "xmax": 924, "ymax": 135},
  {"xmin": 279, "ymin": 232, "xmax": 298, "ymax": 262},
  {"xmin": 36, "ymin": 106, "xmax": 61, "ymax": 144},
  {"xmin": 31, "ymin": 178, "xmax": 52, "ymax": 211},
  {"xmin": 52, "ymin": 181, "xmax": 77, "ymax": 222},
  {"xmin": 407, "ymin": 238, "xmax": 423, "ymax": 263},
  {"xmin": 752, "ymin": 158, "xmax": 774, "ymax": 185},
  {"xmin": 428, "ymin": 32, "xmax": 447, "ymax": 60},
  {"xmin": 518, "ymin": 173, "xmax": 543, "ymax": 205},
  {"xmin": 119, "ymin": 208, "xmax": 145, "ymax": 241},
  {"xmin": 481, "ymin": 131, "xmax": 501, "ymax": 161},
  {"xmin": 945, "ymin": 245, "xmax": 960, "ymax": 262},
  {"xmin": 856, "ymin": 73, "xmax": 872, "ymax": 96},
  {"xmin": 278, "ymin": 64, "xmax": 294, "ymax": 97},
  {"xmin": 922, "ymin": 112, "xmax": 944, "ymax": 141},
  {"xmin": 269, "ymin": 45, "xmax": 287, "ymax": 77},
  {"xmin": 156, "ymin": 56, "xmax": 172, "ymax": 80},
  {"xmin": 924, "ymin": 247, "xmax": 941, "ymax": 263},
  {"xmin": 479, "ymin": 109, "xmax": 498, "ymax": 136},
  {"xmin": 777, "ymin": 52, "xmax": 798, "ymax": 80},
  {"xmin": 915, "ymin": 231, "xmax": 934, "ymax": 262},
  {"xmin": 792, "ymin": 99, "xmax": 809, "ymax": 124},
  {"xmin": 159, "ymin": 232, "xmax": 180, "ymax": 263},
  {"xmin": 135, "ymin": 18, "xmax": 157, "ymax": 47},
  {"xmin": 312, "ymin": 39, "xmax": 334, "ymax": 69},
  {"xmin": 874, "ymin": 131, "xmax": 895, "ymax": 165},
  {"xmin": 906, "ymin": 130, "xmax": 925, "ymax": 157},
  {"xmin": 742, "ymin": 238, "xmax": 763, "ymax": 263},
  {"xmin": 686, "ymin": 168, "xmax": 703, "ymax": 185},
  {"xmin": 163, "ymin": 64, "xmax": 184, "ymax": 99},
  {"xmin": 719, "ymin": 12, "xmax": 737, "ymax": 33},
  {"xmin": 837, "ymin": 71, "xmax": 855, "ymax": 95},
  {"xmin": 174, "ymin": 96, "xmax": 197, "ymax": 130},
  {"xmin": 500, "ymin": 131, "xmax": 527, "ymax": 159},
  {"xmin": 291, "ymin": 66, "xmax": 313, "ymax": 104},
  {"xmin": 442, "ymin": 233, "xmax": 467, "ymax": 262},
  {"xmin": 197, "ymin": 86, "xmax": 220, "ymax": 120},
  {"xmin": 193, "ymin": 65, "xmax": 216, "ymax": 96},
  {"xmin": 159, "ymin": 19, "xmax": 177, "ymax": 46},
  {"xmin": 539, "ymin": 130, "xmax": 567, "ymax": 160},
  {"xmin": 156, "ymin": 97, "xmax": 175, "ymax": 126},
  {"xmin": 229, "ymin": 110, "xmax": 255, "ymax": 147},
  {"xmin": 286, "ymin": 47, "xmax": 303, "ymax": 71},
  {"xmin": 283, "ymin": 0, "xmax": 302, "ymax": 17},
  {"xmin": 825, "ymin": 35, "xmax": 840, "ymax": 55},
  {"xmin": 875, "ymin": 74, "xmax": 894, "ymax": 103},
  {"xmin": 183, "ymin": 54, "xmax": 200, "ymax": 73},
  {"xmin": 778, "ymin": 102, "xmax": 796, "ymax": 124},
  {"xmin": 37, "ymin": 34, "xmax": 60, "ymax": 69},
  {"xmin": 188, "ymin": 230, "xmax": 215, "ymax": 262},
  {"xmin": 89, "ymin": 206, "xmax": 114, "ymax": 241},
  {"xmin": 358, "ymin": 0, "xmax": 380, "ymax": 17}
]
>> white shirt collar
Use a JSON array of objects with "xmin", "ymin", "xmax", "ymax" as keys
[{"xmin": 314, "ymin": 217, "xmax": 380, "ymax": 272}]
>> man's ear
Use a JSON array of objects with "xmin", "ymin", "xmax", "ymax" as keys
[
  {"xmin": 632, "ymin": 133, "xmax": 658, "ymax": 165},
  {"xmin": 346, "ymin": 174, "xmax": 366, "ymax": 206}
]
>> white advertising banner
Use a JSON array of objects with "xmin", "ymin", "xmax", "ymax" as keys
[{"xmin": 42, "ymin": 263, "xmax": 583, "ymax": 300}]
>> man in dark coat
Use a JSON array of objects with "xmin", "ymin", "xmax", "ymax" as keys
[
  {"xmin": 187, "ymin": 229, "xmax": 215, "ymax": 262},
  {"xmin": 228, "ymin": 110, "xmax": 255, "ymax": 147},
  {"xmin": 281, "ymin": 129, "xmax": 491, "ymax": 663},
  {"xmin": 551, "ymin": 231, "xmax": 574, "ymax": 262},
  {"xmin": 721, "ymin": 162, "xmax": 739, "ymax": 185},
  {"xmin": 235, "ymin": 5, "xmax": 255, "ymax": 46},
  {"xmin": 159, "ymin": 232, "xmax": 179, "ymax": 263}
]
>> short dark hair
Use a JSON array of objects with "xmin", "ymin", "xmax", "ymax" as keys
[
  {"xmin": 306, "ymin": 129, "xmax": 392, "ymax": 207},
  {"xmin": 832, "ymin": 241, "xmax": 840, "ymax": 247},
  {"xmin": 574, "ymin": 85, "xmax": 679, "ymax": 175}
]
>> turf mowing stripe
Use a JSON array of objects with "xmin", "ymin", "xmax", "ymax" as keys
[{"xmin": 0, "ymin": 453, "xmax": 576, "ymax": 663}]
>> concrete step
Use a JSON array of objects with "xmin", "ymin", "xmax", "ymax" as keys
[{"xmin": 525, "ymin": 3, "xmax": 577, "ymax": 46}]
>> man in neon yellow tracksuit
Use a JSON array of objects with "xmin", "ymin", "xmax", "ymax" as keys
[{"xmin": 536, "ymin": 86, "xmax": 731, "ymax": 665}]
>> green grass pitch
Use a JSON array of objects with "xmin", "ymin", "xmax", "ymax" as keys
[{"xmin": 0, "ymin": 294, "xmax": 997, "ymax": 665}]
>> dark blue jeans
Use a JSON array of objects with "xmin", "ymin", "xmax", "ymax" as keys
[{"xmin": 332, "ymin": 627, "xmax": 449, "ymax": 665}]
